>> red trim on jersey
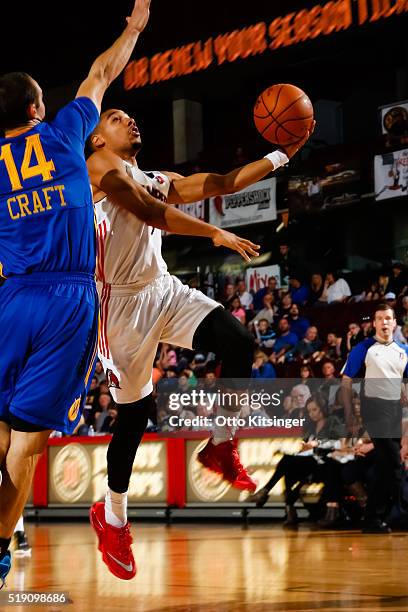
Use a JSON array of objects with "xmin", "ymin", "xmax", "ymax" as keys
[
  {"xmin": 103, "ymin": 282, "xmax": 111, "ymax": 360},
  {"xmin": 97, "ymin": 220, "xmax": 107, "ymax": 283},
  {"xmin": 98, "ymin": 283, "xmax": 107, "ymax": 357},
  {"xmin": 99, "ymin": 282, "xmax": 111, "ymax": 360}
]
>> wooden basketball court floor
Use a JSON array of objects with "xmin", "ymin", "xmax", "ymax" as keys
[{"xmin": 5, "ymin": 522, "xmax": 408, "ymax": 611}]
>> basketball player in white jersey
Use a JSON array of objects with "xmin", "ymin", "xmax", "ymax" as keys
[{"xmin": 86, "ymin": 109, "xmax": 313, "ymax": 579}]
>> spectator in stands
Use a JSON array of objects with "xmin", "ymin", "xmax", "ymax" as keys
[
  {"xmin": 177, "ymin": 373, "xmax": 191, "ymax": 393},
  {"xmin": 159, "ymin": 343, "xmax": 178, "ymax": 371},
  {"xmin": 250, "ymin": 293, "xmax": 275, "ymax": 327},
  {"xmin": 377, "ymin": 273, "xmax": 390, "ymax": 298},
  {"xmin": 319, "ymin": 272, "xmax": 351, "ymax": 304},
  {"xmin": 94, "ymin": 392, "xmax": 114, "ymax": 432},
  {"xmin": 384, "ymin": 291, "xmax": 397, "ymax": 311},
  {"xmin": 253, "ymin": 276, "xmax": 280, "ymax": 311},
  {"xmin": 322, "ymin": 332, "xmax": 343, "ymax": 362},
  {"xmin": 308, "ymin": 273, "xmax": 324, "ymax": 306},
  {"xmin": 388, "ymin": 262, "xmax": 407, "ymax": 297},
  {"xmin": 362, "ymin": 279, "xmax": 381, "ymax": 301},
  {"xmin": 237, "ymin": 279, "xmax": 253, "ymax": 311},
  {"xmin": 252, "ymin": 351, "xmax": 276, "ymax": 379},
  {"xmin": 269, "ymin": 318, "xmax": 299, "ymax": 364},
  {"xmin": 101, "ymin": 405, "xmax": 118, "ymax": 434},
  {"xmin": 283, "ymin": 384, "xmax": 311, "ymax": 419},
  {"xmin": 253, "ymin": 318, "xmax": 276, "ymax": 349},
  {"xmin": 289, "ymin": 275, "xmax": 309, "ymax": 306},
  {"xmin": 300, "ymin": 364, "xmax": 314, "ymax": 383},
  {"xmin": 398, "ymin": 295, "xmax": 408, "ymax": 326},
  {"xmin": 277, "ymin": 243, "xmax": 295, "ymax": 284},
  {"xmin": 276, "ymin": 292, "xmax": 293, "ymax": 319},
  {"xmin": 360, "ymin": 315, "xmax": 374, "ymax": 339},
  {"xmin": 288, "ymin": 304, "xmax": 310, "ymax": 339},
  {"xmin": 222, "ymin": 282, "xmax": 236, "ymax": 305},
  {"xmin": 322, "ymin": 361, "xmax": 337, "ymax": 379},
  {"xmin": 94, "ymin": 360, "xmax": 106, "ymax": 384},
  {"xmin": 294, "ymin": 326, "xmax": 324, "ymax": 363},
  {"xmin": 228, "ymin": 296, "xmax": 246, "ymax": 324},
  {"xmin": 249, "ymin": 393, "xmax": 346, "ymax": 525},
  {"xmin": 99, "ymin": 381, "xmax": 109, "ymax": 395},
  {"xmin": 345, "ymin": 322, "xmax": 364, "ymax": 355},
  {"xmin": 203, "ymin": 371, "xmax": 217, "ymax": 391}
]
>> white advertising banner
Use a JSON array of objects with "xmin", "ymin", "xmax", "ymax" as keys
[
  {"xmin": 375, "ymin": 149, "xmax": 408, "ymax": 201},
  {"xmin": 209, "ymin": 178, "xmax": 276, "ymax": 229},
  {"xmin": 246, "ymin": 264, "xmax": 281, "ymax": 292}
]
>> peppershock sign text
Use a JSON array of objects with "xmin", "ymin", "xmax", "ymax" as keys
[{"xmin": 124, "ymin": 0, "xmax": 406, "ymax": 89}]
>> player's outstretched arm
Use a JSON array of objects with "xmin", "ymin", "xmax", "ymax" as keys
[
  {"xmin": 76, "ymin": 0, "xmax": 151, "ymax": 111},
  {"xmin": 88, "ymin": 151, "xmax": 260, "ymax": 261},
  {"xmin": 167, "ymin": 122, "xmax": 315, "ymax": 205}
]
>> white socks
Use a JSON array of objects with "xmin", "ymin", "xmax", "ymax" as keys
[
  {"xmin": 14, "ymin": 516, "xmax": 24, "ymax": 533},
  {"xmin": 105, "ymin": 488, "xmax": 128, "ymax": 528},
  {"xmin": 212, "ymin": 406, "xmax": 240, "ymax": 446}
]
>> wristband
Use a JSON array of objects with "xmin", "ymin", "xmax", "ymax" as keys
[{"xmin": 264, "ymin": 150, "xmax": 289, "ymax": 169}]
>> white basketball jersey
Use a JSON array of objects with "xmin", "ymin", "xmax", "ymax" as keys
[{"xmin": 95, "ymin": 163, "xmax": 171, "ymax": 286}]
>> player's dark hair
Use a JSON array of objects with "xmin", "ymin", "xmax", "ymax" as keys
[
  {"xmin": 373, "ymin": 303, "xmax": 396, "ymax": 320},
  {"xmin": 0, "ymin": 72, "xmax": 39, "ymax": 130}
]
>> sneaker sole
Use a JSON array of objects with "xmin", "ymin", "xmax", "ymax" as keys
[
  {"xmin": 13, "ymin": 549, "xmax": 31, "ymax": 558},
  {"xmin": 229, "ymin": 479, "xmax": 257, "ymax": 493}
]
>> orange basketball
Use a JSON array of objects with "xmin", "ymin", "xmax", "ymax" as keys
[{"xmin": 254, "ymin": 84, "xmax": 314, "ymax": 147}]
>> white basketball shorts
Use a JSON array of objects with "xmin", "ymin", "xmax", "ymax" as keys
[{"xmin": 97, "ymin": 273, "xmax": 219, "ymax": 403}]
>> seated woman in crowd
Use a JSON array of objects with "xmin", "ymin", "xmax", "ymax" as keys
[
  {"xmin": 228, "ymin": 296, "xmax": 246, "ymax": 325},
  {"xmin": 248, "ymin": 393, "xmax": 345, "ymax": 527}
]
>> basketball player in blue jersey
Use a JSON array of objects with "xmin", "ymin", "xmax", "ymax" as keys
[{"xmin": 0, "ymin": 0, "xmax": 155, "ymax": 588}]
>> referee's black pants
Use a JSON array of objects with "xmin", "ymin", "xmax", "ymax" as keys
[{"xmin": 361, "ymin": 397, "xmax": 403, "ymax": 521}]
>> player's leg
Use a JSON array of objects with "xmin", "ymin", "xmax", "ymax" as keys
[
  {"xmin": 0, "ymin": 421, "xmax": 11, "ymax": 466},
  {"xmin": 191, "ymin": 307, "xmax": 257, "ymax": 490},
  {"xmin": 0, "ymin": 428, "xmax": 50, "ymax": 538},
  {"xmin": 90, "ymin": 395, "xmax": 154, "ymax": 580},
  {"xmin": 160, "ymin": 277, "xmax": 256, "ymax": 490},
  {"xmin": 90, "ymin": 283, "xmax": 165, "ymax": 580},
  {"xmin": 0, "ymin": 275, "xmax": 98, "ymax": 587}
]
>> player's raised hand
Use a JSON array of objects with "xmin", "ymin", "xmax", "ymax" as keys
[
  {"xmin": 126, "ymin": 0, "xmax": 152, "ymax": 33},
  {"xmin": 212, "ymin": 229, "xmax": 260, "ymax": 262},
  {"xmin": 282, "ymin": 120, "xmax": 316, "ymax": 159}
]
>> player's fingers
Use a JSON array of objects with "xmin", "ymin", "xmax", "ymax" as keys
[
  {"xmin": 239, "ymin": 241, "xmax": 259, "ymax": 257},
  {"xmin": 235, "ymin": 246, "xmax": 250, "ymax": 262},
  {"xmin": 239, "ymin": 238, "xmax": 260, "ymax": 250}
]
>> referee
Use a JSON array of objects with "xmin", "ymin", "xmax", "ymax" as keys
[{"xmin": 341, "ymin": 303, "xmax": 408, "ymax": 533}]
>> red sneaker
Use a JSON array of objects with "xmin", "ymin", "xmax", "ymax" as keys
[
  {"xmin": 197, "ymin": 439, "xmax": 257, "ymax": 492},
  {"xmin": 90, "ymin": 502, "xmax": 136, "ymax": 580},
  {"xmin": 197, "ymin": 439, "xmax": 223, "ymax": 473}
]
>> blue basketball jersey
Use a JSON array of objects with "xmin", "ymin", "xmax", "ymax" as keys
[{"xmin": 0, "ymin": 97, "xmax": 99, "ymax": 277}]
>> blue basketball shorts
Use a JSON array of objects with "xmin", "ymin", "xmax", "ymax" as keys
[{"xmin": 0, "ymin": 271, "xmax": 99, "ymax": 434}]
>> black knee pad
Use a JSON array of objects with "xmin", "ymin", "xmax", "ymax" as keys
[{"xmin": 193, "ymin": 307, "xmax": 255, "ymax": 378}]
